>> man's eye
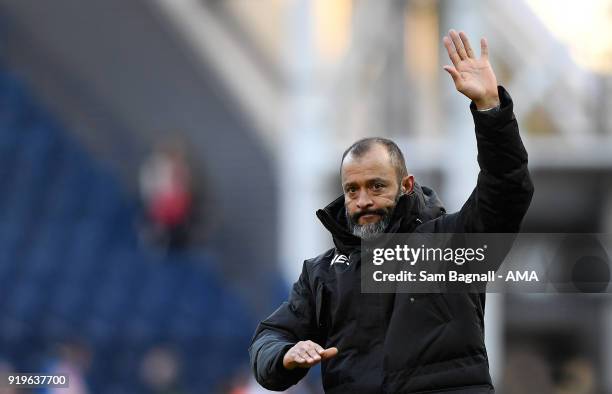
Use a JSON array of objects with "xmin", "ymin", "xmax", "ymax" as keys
[
  {"xmin": 373, "ymin": 183, "xmax": 384, "ymax": 189},
  {"xmin": 346, "ymin": 187, "xmax": 356, "ymax": 194}
]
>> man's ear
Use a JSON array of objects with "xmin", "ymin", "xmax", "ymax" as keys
[{"xmin": 401, "ymin": 175, "xmax": 415, "ymax": 194}]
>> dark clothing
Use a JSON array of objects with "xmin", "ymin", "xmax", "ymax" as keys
[{"xmin": 249, "ymin": 86, "xmax": 534, "ymax": 393}]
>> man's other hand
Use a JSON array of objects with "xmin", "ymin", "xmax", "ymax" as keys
[
  {"xmin": 282, "ymin": 340, "xmax": 338, "ymax": 370},
  {"xmin": 442, "ymin": 29, "xmax": 500, "ymax": 110}
]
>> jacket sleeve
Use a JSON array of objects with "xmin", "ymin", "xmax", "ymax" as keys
[
  {"xmin": 439, "ymin": 85, "xmax": 534, "ymax": 233},
  {"xmin": 248, "ymin": 262, "xmax": 321, "ymax": 391}
]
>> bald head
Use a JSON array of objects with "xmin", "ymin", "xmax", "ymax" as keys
[{"xmin": 341, "ymin": 137, "xmax": 408, "ymax": 182}]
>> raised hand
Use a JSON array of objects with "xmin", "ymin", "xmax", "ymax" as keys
[
  {"xmin": 282, "ymin": 340, "xmax": 338, "ymax": 370},
  {"xmin": 443, "ymin": 29, "xmax": 500, "ymax": 110}
]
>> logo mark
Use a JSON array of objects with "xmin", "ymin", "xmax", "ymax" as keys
[{"xmin": 331, "ymin": 254, "xmax": 349, "ymax": 266}]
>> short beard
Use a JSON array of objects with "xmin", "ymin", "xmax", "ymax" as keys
[{"xmin": 346, "ymin": 190, "xmax": 402, "ymax": 240}]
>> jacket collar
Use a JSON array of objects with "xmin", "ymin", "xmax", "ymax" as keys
[{"xmin": 315, "ymin": 182, "xmax": 445, "ymax": 254}]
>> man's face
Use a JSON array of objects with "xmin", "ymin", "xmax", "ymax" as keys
[{"xmin": 341, "ymin": 144, "xmax": 403, "ymax": 239}]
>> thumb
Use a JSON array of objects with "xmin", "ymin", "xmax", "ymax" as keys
[
  {"xmin": 443, "ymin": 65, "xmax": 461, "ymax": 83},
  {"xmin": 320, "ymin": 347, "xmax": 339, "ymax": 360}
]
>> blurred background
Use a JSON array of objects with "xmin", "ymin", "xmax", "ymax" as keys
[{"xmin": 0, "ymin": 0, "xmax": 611, "ymax": 393}]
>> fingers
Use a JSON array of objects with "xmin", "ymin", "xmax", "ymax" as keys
[
  {"xmin": 304, "ymin": 345, "xmax": 321, "ymax": 362},
  {"xmin": 297, "ymin": 341, "xmax": 320, "ymax": 363},
  {"xmin": 449, "ymin": 29, "xmax": 467, "ymax": 60},
  {"xmin": 445, "ymin": 29, "xmax": 487, "ymax": 60},
  {"xmin": 284, "ymin": 341, "xmax": 328, "ymax": 369},
  {"xmin": 480, "ymin": 37, "xmax": 489, "ymax": 59},
  {"xmin": 459, "ymin": 31, "xmax": 475, "ymax": 59},
  {"xmin": 443, "ymin": 36, "xmax": 461, "ymax": 68}
]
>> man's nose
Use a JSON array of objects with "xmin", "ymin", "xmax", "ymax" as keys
[{"xmin": 356, "ymin": 191, "xmax": 374, "ymax": 209}]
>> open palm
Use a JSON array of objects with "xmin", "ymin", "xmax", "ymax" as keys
[{"xmin": 443, "ymin": 30, "xmax": 500, "ymax": 110}]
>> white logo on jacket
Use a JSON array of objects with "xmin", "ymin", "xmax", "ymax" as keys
[{"xmin": 331, "ymin": 254, "xmax": 349, "ymax": 266}]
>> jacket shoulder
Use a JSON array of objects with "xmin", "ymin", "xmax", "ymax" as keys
[
  {"xmin": 301, "ymin": 248, "xmax": 336, "ymax": 285},
  {"xmin": 304, "ymin": 247, "xmax": 335, "ymax": 270}
]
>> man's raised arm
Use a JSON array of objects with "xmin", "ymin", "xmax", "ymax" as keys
[{"xmin": 438, "ymin": 29, "xmax": 534, "ymax": 233}]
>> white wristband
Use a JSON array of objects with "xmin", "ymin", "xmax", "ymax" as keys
[{"xmin": 477, "ymin": 104, "xmax": 501, "ymax": 113}]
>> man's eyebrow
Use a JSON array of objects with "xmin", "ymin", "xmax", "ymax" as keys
[
  {"xmin": 343, "ymin": 178, "xmax": 390, "ymax": 189},
  {"xmin": 342, "ymin": 181, "xmax": 357, "ymax": 190},
  {"xmin": 368, "ymin": 177, "xmax": 389, "ymax": 184}
]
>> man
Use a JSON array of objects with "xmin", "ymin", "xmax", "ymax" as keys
[{"xmin": 249, "ymin": 30, "xmax": 534, "ymax": 393}]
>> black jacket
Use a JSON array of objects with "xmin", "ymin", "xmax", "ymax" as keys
[{"xmin": 249, "ymin": 87, "xmax": 534, "ymax": 393}]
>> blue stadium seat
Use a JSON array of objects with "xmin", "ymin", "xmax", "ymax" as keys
[{"xmin": 0, "ymin": 64, "xmax": 255, "ymax": 392}]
